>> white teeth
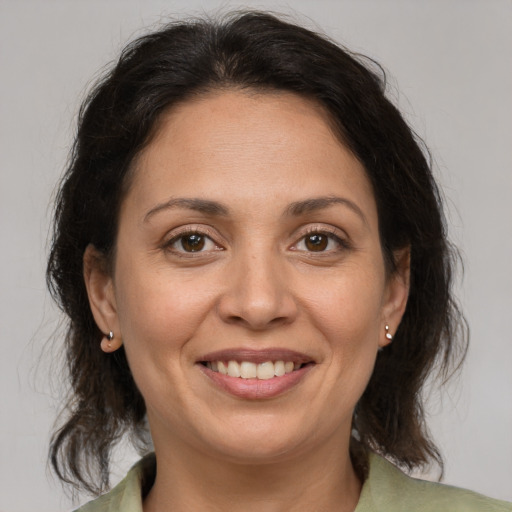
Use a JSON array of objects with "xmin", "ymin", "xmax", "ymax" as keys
[
  {"xmin": 218, "ymin": 361, "xmax": 228, "ymax": 375},
  {"xmin": 207, "ymin": 359, "xmax": 305, "ymax": 379},
  {"xmin": 274, "ymin": 360, "xmax": 285, "ymax": 377},
  {"xmin": 257, "ymin": 361, "xmax": 275, "ymax": 380},
  {"xmin": 227, "ymin": 360, "xmax": 241, "ymax": 377},
  {"xmin": 240, "ymin": 361, "xmax": 257, "ymax": 378}
]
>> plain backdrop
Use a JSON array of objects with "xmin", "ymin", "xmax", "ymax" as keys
[{"xmin": 1, "ymin": 0, "xmax": 511, "ymax": 510}]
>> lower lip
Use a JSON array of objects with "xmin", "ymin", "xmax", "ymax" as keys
[{"xmin": 198, "ymin": 364, "xmax": 314, "ymax": 399}]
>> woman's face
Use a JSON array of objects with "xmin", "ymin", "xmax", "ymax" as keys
[{"xmin": 87, "ymin": 90, "xmax": 408, "ymax": 463}]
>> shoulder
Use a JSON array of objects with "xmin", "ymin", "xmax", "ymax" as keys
[
  {"xmin": 356, "ymin": 452, "xmax": 512, "ymax": 512},
  {"xmin": 73, "ymin": 451, "xmax": 511, "ymax": 512},
  {"xmin": 74, "ymin": 453, "xmax": 156, "ymax": 512}
]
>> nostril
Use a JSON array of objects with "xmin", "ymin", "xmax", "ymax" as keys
[
  {"xmin": 226, "ymin": 314, "xmax": 245, "ymax": 324},
  {"xmin": 269, "ymin": 316, "xmax": 289, "ymax": 326},
  {"xmin": 226, "ymin": 314, "xmax": 291, "ymax": 330}
]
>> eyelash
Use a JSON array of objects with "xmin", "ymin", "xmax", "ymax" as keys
[
  {"xmin": 291, "ymin": 227, "xmax": 350, "ymax": 254},
  {"xmin": 163, "ymin": 225, "xmax": 349, "ymax": 257},
  {"xmin": 163, "ymin": 227, "xmax": 223, "ymax": 257}
]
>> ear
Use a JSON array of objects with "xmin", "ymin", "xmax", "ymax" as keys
[
  {"xmin": 83, "ymin": 244, "xmax": 122, "ymax": 352},
  {"xmin": 380, "ymin": 246, "xmax": 410, "ymax": 347}
]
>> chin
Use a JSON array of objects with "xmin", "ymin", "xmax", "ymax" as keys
[
  {"xmin": 208, "ymin": 435, "xmax": 307, "ymax": 465},
  {"xmin": 189, "ymin": 410, "xmax": 338, "ymax": 465}
]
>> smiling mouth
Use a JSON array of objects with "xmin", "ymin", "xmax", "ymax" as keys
[{"xmin": 200, "ymin": 360, "xmax": 313, "ymax": 380}]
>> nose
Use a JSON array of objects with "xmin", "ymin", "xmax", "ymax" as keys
[{"xmin": 217, "ymin": 251, "xmax": 298, "ymax": 331}]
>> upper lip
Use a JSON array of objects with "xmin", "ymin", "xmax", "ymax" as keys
[{"xmin": 197, "ymin": 348, "xmax": 314, "ymax": 365}]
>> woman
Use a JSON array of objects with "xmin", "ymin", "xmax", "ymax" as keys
[{"xmin": 47, "ymin": 11, "xmax": 511, "ymax": 511}]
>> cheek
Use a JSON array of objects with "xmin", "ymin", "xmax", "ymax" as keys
[
  {"xmin": 112, "ymin": 271, "xmax": 213, "ymax": 416},
  {"xmin": 301, "ymin": 261, "xmax": 385, "ymax": 340},
  {"xmin": 299, "ymin": 261, "xmax": 384, "ymax": 393},
  {"xmin": 113, "ymin": 259, "xmax": 215, "ymax": 372}
]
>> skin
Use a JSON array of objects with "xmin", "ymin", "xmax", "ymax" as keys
[{"xmin": 85, "ymin": 90, "xmax": 409, "ymax": 511}]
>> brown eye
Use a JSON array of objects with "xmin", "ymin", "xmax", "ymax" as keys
[
  {"xmin": 180, "ymin": 234, "xmax": 205, "ymax": 252},
  {"xmin": 305, "ymin": 233, "xmax": 329, "ymax": 251},
  {"xmin": 166, "ymin": 229, "xmax": 221, "ymax": 256}
]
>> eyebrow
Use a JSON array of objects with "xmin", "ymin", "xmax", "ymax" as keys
[
  {"xmin": 143, "ymin": 197, "xmax": 229, "ymax": 222},
  {"xmin": 285, "ymin": 196, "xmax": 368, "ymax": 226},
  {"xmin": 143, "ymin": 195, "xmax": 368, "ymax": 226}
]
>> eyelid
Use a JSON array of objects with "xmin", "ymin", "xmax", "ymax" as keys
[
  {"xmin": 290, "ymin": 224, "xmax": 350, "ymax": 252},
  {"xmin": 163, "ymin": 225, "xmax": 225, "ymax": 254}
]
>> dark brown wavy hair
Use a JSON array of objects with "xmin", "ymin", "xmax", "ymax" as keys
[{"xmin": 47, "ymin": 11, "xmax": 467, "ymax": 495}]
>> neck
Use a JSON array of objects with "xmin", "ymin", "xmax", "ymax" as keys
[{"xmin": 143, "ymin": 433, "xmax": 361, "ymax": 512}]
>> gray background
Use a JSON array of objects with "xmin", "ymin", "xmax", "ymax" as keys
[{"xmin": 1, "ymin": 1, "xmax": 511, "ymax": 510}]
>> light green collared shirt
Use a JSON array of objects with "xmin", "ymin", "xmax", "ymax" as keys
[{"xmin": 76, "ymin": 452, "xmax": 512, "ymax": 511}]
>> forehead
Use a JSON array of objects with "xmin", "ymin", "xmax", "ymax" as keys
[{"xmin": 126, "ymin": 89, "xmax": 377, "ymax": 222}]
